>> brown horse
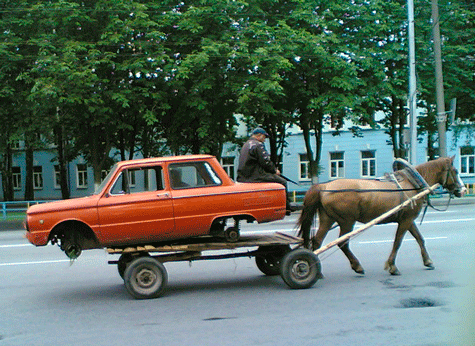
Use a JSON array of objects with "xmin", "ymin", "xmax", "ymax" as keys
[{"xmin": 297, "ymin": 156, "xmax": 466, "ymax": 275}]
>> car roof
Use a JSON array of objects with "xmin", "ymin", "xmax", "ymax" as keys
[{"xmin": 115, "ymin": 155, "xmax": 215, "ymax": 169}]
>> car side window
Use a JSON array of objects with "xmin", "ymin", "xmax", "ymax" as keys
[
  {"xmin": 169, "ymin": 162, "xmax": 222, "ymax": 189},
  {"xmin": 110, "ymin": 166, "xmax": 164, "ymax": 195}
]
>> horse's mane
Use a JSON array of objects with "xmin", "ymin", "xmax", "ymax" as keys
[{"xmin": 414, "ymin": 157, "xmax": 450, "ymax": 184}]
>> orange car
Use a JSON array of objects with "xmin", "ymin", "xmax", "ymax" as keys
[{"xmin": 25, "ymin": 155, "xmax": 287, "ymax": 259}]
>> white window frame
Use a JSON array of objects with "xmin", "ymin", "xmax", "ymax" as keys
[
  {"xmin": 299, "ymin": 154, "xmax": 311, "ymax": 181},
  {"xmin": 361, "ymin": 150, "xmax": 376, "ymax": 178},
  {"xmin": 54, "ymin": 165, "xmax": 61, "ymax": 189},
  {"xmin": 221, "ymin": 156, "xmax": 235, "ymax": 180},
  {"xmin": 460, "ymin": 146, "xmax": 475, "ymax": 175},
  {"xmin": 330, "ymin": 152, "xmax": 345, "ymax": 179},
  {"xmin": 33, "ymin": 166, "xmax": 43, "ymax": 190},
  {"xmin": 12, "ymin": 166, "xmax": 21, "ymax": 190},
  {"xmin": 76, "ymin": 164, "xmax": 88, "ymax": 189},
  {"xmin": 11, "ymin": 140, "xmax": 21, "ymax": 150},
  {"xmin": 128, "ymin": 170, "xmax": 136, "ymax": 188}
]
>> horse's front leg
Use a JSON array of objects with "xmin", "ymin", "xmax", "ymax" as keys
[
  {"xmin": 385, "ymin": 222, "xmax": 410, "ymax": 275},
  {"xmin": 407, "ymin": 222, "xmax": 434, "ymax": 270}
]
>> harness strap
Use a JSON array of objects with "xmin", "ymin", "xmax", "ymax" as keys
[
  {"xmin": 387, "ymin": 172, "xmax": 415, "ymax": 209},
  {"xmin": 393, "ymin": 158, "xmax": 432, "ymax": 193}
]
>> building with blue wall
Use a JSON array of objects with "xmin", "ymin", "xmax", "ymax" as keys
[{"xmin": 2, "ymin": 125, "xmax": 474, "ymax": 201}]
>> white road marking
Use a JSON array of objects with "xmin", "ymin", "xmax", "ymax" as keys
[
  {"xmin": 420, "ymin": 218, "xmax": 475, "ymax": 224},
  {"xmin": 0, "ymin": 259, "xmax": 70, "ymax": 267},
  {"xmin": 358, "ymin": 236, "xmax": 448, "ymax": 245},
  {"xmin": 0, "ymin": 244, "xmax": 32, "ymax": 248}
]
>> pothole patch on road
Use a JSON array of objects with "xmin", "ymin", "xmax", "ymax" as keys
[
  {"xmin": 397, "ymin": 297, "xmax": 443, "ymax": 309},
  {"xmin": 203, "ymin": 317, "xmax": 237, "ymax": 322},
  {"xmin": 427, "ymin": 281, "xmax": 457, "ymax": 288}
]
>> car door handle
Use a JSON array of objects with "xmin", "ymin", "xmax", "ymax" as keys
[{"xmin": 157, "ymin": 192, "xmax": 170, "ymax": 199}]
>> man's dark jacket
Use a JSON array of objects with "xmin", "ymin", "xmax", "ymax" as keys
[{"xmin": 237, "ymin": 137, "xmax": 277, "ymax": 182}]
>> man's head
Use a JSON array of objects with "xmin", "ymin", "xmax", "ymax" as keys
[{"xmin": 251, "ymin": 127, "xmax": 269, "ymax": 142}]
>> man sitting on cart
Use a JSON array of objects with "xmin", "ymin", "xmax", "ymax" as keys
[{"xmin": 237, "ymin": 127, "xmax": 295, "ymax": 214}]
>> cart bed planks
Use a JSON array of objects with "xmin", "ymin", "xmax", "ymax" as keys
[{"xmin": 107, "ymin": 232, "xmax": 302, "ymax": 255}]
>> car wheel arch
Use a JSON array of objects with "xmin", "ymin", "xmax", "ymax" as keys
[{"xmin": 49, "ymin": 220, "xmax": 100, "ymax": 251}]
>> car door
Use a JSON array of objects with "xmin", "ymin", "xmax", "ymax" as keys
[
  {"xmin": 97, "ymin": 165, "xmax": 175, "ymax": 245},
  {"xmin": 168, "ymin": 161, "xmax": 223, "ymax": 238}
]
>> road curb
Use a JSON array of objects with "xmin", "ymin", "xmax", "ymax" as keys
[{"xmin": 0, "ymin": 220, "xmax": 24, "ymax": 231}]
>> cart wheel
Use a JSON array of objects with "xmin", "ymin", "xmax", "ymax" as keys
[
  {"xmin": 117, "ymin": 253, "xmax": 150, "ymax": 279},
  {"xmin": 117, "ymin": 254, "xmax": 134, "ymax": 279},
  {"xmin": 255, "ymin": 245, "xmax": 291, "ymax": 276},
  {"xmin": 124, "ymin": 257, "xmax": 168, "ymax": 299},
  {"xmin": 224, "ymin": 227, "xmax": 240, "ymax": 242},
  {"xmin": 280, "ymin": 249, "xmax": 321, "ymax": 289}
]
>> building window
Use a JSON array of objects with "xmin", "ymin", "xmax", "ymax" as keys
[
  {"xmin": 299, "ymin": 154, "xmax": 311, "ymax": 181},
  {"xmin": 128, "ymin": 170, "xmax": 136, "ymax": 187},
  {"xmin": 11, "ymin": 140, "xmax": 21, "ymax": 150},
  {"xmin": 460, "ymin": 146, "xmax": 475, "ymax": 175},
  {"xmin": 361, "ymin": 150, "xmax": 376, "ymax": 178},
  {"xmin": 33, "ymin": 166, "xmax": 43, "ymax": 190},
  {"xmin": 54, "ymin": 165, "xmax": 61, "ymax": 189},
  {"xmin": 76, "ymin": 164, "xmax": 88, "ymax": 189},
  {"xmin": 12, "ymin": 167, "xmax": 21, "ymax": 190},
  {"xmin": 221, "ymin": 157, "xmax": 235, "ymax": 180},
  {"xmin": 330, "ymin": 152, "xmax": 344, "ymax": 178}
]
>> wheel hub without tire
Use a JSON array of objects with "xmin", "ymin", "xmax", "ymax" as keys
[
  {"xmin": 136, "ymin": 269, "xmax": 158, "ymax": 288},
  {"xmin": 292, "ymin": 260, "xmax": 311, "ymax": 279}
]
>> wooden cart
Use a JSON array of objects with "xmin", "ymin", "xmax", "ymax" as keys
[
  {"xmin": 107, "ymin": 232, "xmax": 321, "ymax": 299},
  {"xmin": 108, "ymin": 184, "xmax": 438, "ymax": 299}
]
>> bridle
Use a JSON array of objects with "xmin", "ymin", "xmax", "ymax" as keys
[
  {"xmin": 441, "ymin": 166, "xmax": 463, "ymax": 195},
  {"xmin": 420, "ymin": 164, "xmax": 463, "ymax": 220}
]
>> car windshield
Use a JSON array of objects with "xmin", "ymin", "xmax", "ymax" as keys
[{"xmin": 93, "ymin": 164, "xmax": 118, "ymax": 195}]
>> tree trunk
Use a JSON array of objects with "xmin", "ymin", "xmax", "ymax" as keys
[
  {"xmin": 24, "ymin": 143, "xmax": 34, "ymax": 201},
  {"xmin": 311, "ymin": 114, "xmax": 324, "ymax": 184},
  {"xmin": 1, "ymin": 144, "xmax": 14, "ymax": 201},
  {"xmin": 55, "ymin": 126, "xmax": 70, "ymax": 200}
]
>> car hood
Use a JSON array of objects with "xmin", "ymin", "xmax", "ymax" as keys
[{"xmin": 27, "ymin": 196, "xmax": 99, "ymax": 215}]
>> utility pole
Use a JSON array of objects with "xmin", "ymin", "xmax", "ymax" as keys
[
  {"xmin": 407, "ymin": 0, "xmax": 418, "ymax": 164},
  {"xmin": 431, "ymin": 0, "xmax": 447, "ymax": 157}
]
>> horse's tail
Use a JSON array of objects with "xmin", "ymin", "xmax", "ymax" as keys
[{"xmin": 297, "ymin": 184, "xmax": 322, "ymax": 248}]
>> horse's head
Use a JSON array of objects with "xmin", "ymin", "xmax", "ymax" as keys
[{"xmin": 441, "ymin": 156, "xmax": 467, "ymax": 198}]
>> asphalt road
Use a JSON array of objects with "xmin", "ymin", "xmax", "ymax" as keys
[{"xmin": 1, "ymin": 205, "xmax": 474, "ymax": 346}]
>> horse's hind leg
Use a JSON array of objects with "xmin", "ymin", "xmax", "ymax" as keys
[
  {"xmin": 311, "ymin": 214, "xmax": 334, "ymax": 250},
  {"xmin": 337, "ymin": 224, "xmax": 365, "ymax": 275},
  {"xmin": 407, "ymin": 222, "xmax": 434, "ymax": 269}
]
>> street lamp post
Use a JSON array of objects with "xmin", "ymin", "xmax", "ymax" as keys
[
  {"xmin": 431, "ymin": 0, "xmax": 447, "ymax": 157},
  {"xmin": 407, "ymin": 0, "xmax": 418, "ymax": 164}
]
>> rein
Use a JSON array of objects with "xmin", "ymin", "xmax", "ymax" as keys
[{"xmin": 420, "ymin": 191, "xmax": 453, "ymax": 224}]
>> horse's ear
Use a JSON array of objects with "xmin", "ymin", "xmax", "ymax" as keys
[{"xmin": 450, "ymin": 155, "xmax": 455, "ymax": 164}]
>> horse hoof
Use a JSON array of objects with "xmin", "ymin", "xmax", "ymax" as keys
[
  {"xmin": 389, "ymin": 268, "xmax": 401, "ymax": 276},
  {"xmin": 353, "ymin": 266, "xmax": 365, "ymax": 275},
  {"xmin": 424, "ymin": 259, "xmax": 435, "ymax": 269}
]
